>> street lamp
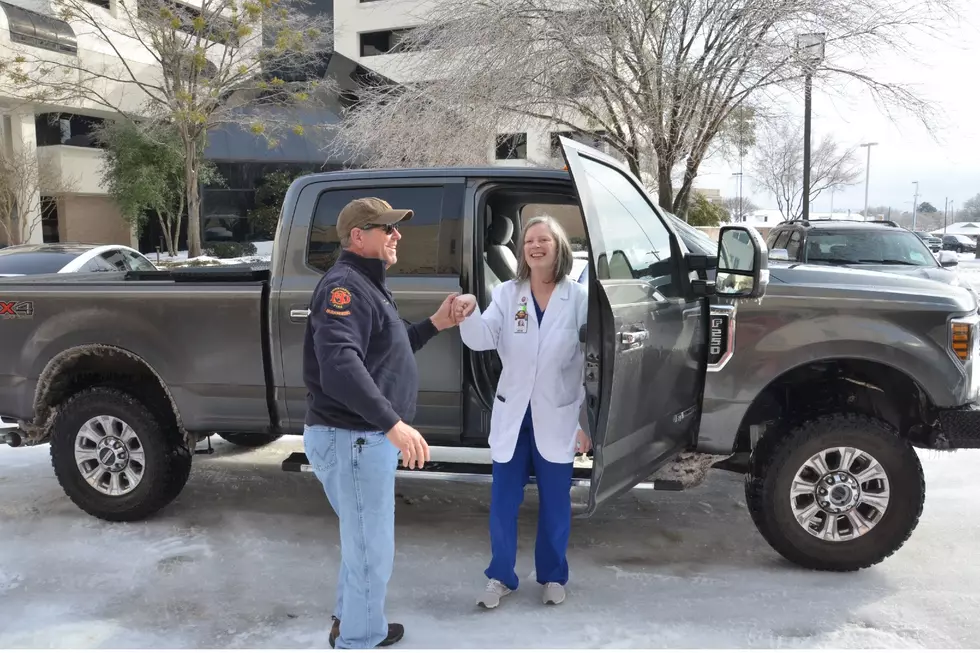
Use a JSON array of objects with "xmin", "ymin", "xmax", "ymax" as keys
[
  {"xmin": 860, "ymin": 142, "xmax": 877, "ymax": 218},
  {"xmin": 796, "ymin": 32, "xmax": 826, "ymax": 223},
  {"xmin": 912, "ymin": 181, "xmax": 919, "ymax": 230},
  {"xmin": 732, "ymin": 172, "xmax": 743, "ymax": 222}
]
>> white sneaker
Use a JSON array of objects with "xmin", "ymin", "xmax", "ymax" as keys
[
  {"xmin": 542, "ymin": 582, "xmax": 565, "ymax": 605},
  {"xmin": 477, "ymin": 578, "xmax": 512, "ymax": 609}
]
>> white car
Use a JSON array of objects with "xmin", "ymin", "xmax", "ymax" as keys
[{"xmin": 0, "ymin": 243, "xmax": 157, "ymax": 277}]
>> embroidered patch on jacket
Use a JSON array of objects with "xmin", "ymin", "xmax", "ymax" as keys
[{"xmin": 325, "ymin": 287, "xmax": 352, "ymax": 316}]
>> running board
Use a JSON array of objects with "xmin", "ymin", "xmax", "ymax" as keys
[{"xmin": 281, "ymin": 452, "xmax": 683, "ymax": 491}]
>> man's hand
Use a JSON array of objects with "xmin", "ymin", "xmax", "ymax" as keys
[
  {"xmin": 430, "ymin": 293, "xmax": 460, "ymax": 331},
  {"xmin": 453, "ymin": 294, "xmax": 478, "ymax": 323},
  {"xmin": 386, "ymin": 420, "xmax": 431, "ymax": 469},
  {"xmin": 574, "ymin": 429, "xmax": 591, "ymax": 454}
]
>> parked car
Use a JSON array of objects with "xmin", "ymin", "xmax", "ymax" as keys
[
  {"xmin": 765, "ymin": 218, "xmax": 978, "ymax": 299},
  {"xmin": 942, "ymin": 233, "xmax": 976, "ymax": 253},
  {"xmin": 2, "ymin": 139, "xmax": 979, "ymax": 575},
  {"xmin": 0, "ymin": 243, "xmax": 157, "ymax": 277},
  {"xmin": 914, "ymin": 230, "xmax": 943, "ymax": 252}
]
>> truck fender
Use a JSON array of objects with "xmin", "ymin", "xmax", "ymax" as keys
[
  {"xmin": 29, "ymin": 344, "xmax": 186, "ymax": 447},
  {"xmin": 697, "ymin": 313, "xmax": 960, "ymax": 454}
]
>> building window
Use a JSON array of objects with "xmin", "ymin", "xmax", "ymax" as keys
[
  {"xmin": 0, "ymin": 2, "xmax": 77, "ymax": 55},
  {"xmin": 359, "ymin": 28, "xmax": 414, "ymax": 56},
  {"xmin": 85, "ymin": 0, "xmax": 110, "ymax": 8},
  {"xmin": 35, "ymin": 113, "xmax": 107, "ymax": 148},
  {"xmin": 41, "ymin": 197, "xmax": 59, "ymax": 243},
  {"xmin": 199, "ymin": 161, "xmax": 340, "ymax": 245},
  {"xmin": 308, "ymin": 185, "xmax": 454, "ymax": 276},
  {"xmin": 495, "ymin": 133, "xmax": 527, "ymax": 160}
]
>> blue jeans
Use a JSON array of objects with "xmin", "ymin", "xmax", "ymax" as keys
[
  {"xmin": 486, "ymin": 406, "xmax": 574, "ymax": 590},
  {"xmin": 304, "ymin": 425, "xmax": 399, "ymax": 649}
]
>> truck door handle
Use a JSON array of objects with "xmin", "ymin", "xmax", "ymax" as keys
[
  {"xmin": 290, "ymin": 309, "xmax": 311, "ymax": 320},
  {"xmin": 619, "ymin": 329, "xmax": 648, "ymax": 348}
]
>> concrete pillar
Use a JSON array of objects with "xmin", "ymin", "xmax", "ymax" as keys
[{"xmin": 1, "ymin": 110, "xmax": 43, "ymax": 245}]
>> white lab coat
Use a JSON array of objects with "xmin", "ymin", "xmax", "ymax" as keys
[{"xmin": 459, "ymin": 278, "xmax": 588, "ymax": 464}]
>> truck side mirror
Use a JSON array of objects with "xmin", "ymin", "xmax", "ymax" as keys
[
  {"xmin": 715, "ymin": 225, "xmax": 769, "ymax": 299},
  {"xmin": 769, "ymin": 248, "xmax": 790, "ymax": 261},
  {"xmin": 938, "ymin": 250, "xmax": 959, "ymax": 267}
]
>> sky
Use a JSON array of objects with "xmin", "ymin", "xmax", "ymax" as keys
[{"xmin": 692, "ymin": 1, "xmax": 980, "ymax": 216}]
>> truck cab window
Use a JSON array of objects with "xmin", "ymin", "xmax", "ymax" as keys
[
  {"xmin": 308, "ymin": 186, "xmax": 447, "ymax": 275},
  {"xmin": 785, "ymin": 231, "xmax": 802, "ymax": 259},
  {"xmin": 772, "ymin": 231, "xmax": 792, "ymax": 251}
]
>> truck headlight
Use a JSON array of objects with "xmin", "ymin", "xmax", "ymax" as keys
[{"xmin": 950, "ymin": 313, "xmax": 980, "ymax": 398}]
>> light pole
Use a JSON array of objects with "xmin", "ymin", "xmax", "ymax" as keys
[
  {"xmin": 912, "ymin": 181, "xmax": 919, "ymax": 230},
  {"xmin": 860, "ymin": 142, "xmax": 877, "ymax": 218},
  {"xmin": 796, "ymin": 33, "xmax": 826, "ymax": 223},
  {"xmin": 732, "ymin": 172, "xmax": 743, "ymax": 222}
]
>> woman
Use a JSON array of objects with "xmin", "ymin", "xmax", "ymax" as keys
[{"xmin": 453, "ymin": 215, "xmax": 590, "ymax": 609}]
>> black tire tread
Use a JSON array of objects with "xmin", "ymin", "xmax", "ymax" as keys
[
  {"xmin": 49, "ymin": 387, "xmax": 190, "ymax": 522},
  {"xmin": 745, "ymin": 412, "xmax": 925, "ymax": 572}
]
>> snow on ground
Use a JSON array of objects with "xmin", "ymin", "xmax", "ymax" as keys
[
  {"xmin": 1, "ymin": 438, "xmax": 980, "ymax": 648},
  {"xmin": 144, "ymin": 241, "xmax": 274, "ymax": 268}
]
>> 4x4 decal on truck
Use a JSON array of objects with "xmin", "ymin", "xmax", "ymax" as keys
[
  {"xmin": 707, "ymin": 304, "xmax": 735, "ymax": 371},
  {"xmin": 0, "ymin": 300, "xmax": 33, "ymax": 319}
]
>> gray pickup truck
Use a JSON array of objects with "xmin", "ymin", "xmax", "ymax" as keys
[{"xmin": 2, "ymin": 139, "xmax": 979, "ymax": 574}]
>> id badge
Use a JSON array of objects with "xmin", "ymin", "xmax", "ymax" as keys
[{"xmin": 514, "ymin": 296, "xmax": 529, "ymax": 334}]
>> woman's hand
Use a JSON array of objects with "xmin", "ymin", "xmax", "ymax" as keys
[
  {"xmin": 453, "ymin": 294, "xmax": 478, "ymax": 322},
  {"xmin": 575, "ymin": 429, "xmax": 591, "ymax": 454}
]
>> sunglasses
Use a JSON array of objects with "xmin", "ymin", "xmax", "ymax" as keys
[{"xmin": 361, "ymin": 223, "xmax": 399, "ymax": 235}]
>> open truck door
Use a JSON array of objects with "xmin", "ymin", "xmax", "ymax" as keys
[{"xmin": 558, "ymin": 137, "xmax": 768, "ymax": 515}]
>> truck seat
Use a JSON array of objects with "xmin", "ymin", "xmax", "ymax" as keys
[{"xmin": 486, "ymin": 212, "xmax": 518, "ymax": 282}]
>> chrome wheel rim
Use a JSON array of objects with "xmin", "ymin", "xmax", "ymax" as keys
[
  {"xmin": 74, "ymin": 416, "xmax": 146, "ymax": 496},
  {"xmin": 790, "ymin": 446, "xmax": 890, "ymax": 542}
]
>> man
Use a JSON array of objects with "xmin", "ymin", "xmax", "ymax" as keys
[{"xmin": 303, "ymin": 197, "xmax": 459, "ymax": 649}]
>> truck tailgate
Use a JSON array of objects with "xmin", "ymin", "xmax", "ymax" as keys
[{"xmin": 0, "ymin": 269, "xmax": 272, "ymax": 433}]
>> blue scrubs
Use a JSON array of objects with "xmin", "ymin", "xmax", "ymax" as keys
[{"xmin": 485, "ymin": 294, "xmax": 575, "ymax": 590}]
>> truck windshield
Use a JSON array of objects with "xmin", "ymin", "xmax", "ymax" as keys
[
  {"xmin": 0, "ymin": 252, "xmax": 77, "ymax": 275},
  {"xmin": 805, "ymin": 230, "xmax": 938, "ymax": 266}
]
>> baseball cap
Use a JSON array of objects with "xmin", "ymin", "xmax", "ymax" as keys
[{"xmin": 337, "ymin": 197, "xmax": 413, "ymax": 239}]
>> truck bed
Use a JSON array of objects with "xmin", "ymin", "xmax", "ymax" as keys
[{"xmin": 0, "ymin": 265, "xmax": 274, "ymax": 433}]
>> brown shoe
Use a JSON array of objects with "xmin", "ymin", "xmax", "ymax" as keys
[{"xmin": 328, "ymin": 619, "xmax": 404, "ymax": 648}]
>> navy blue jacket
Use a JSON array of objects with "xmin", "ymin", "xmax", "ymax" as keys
[{"xmin": 303, "ymin": 250, "xmax": 439, "ymax": 433}]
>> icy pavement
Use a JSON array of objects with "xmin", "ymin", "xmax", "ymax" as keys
[{"xmin": 1, "ymin": 438, "xmax": 980, "ymax": 648}]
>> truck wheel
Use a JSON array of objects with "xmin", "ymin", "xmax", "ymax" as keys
[
  {"xmin": 219, "ymin": 432, "xmax": 283, "ymax": 448},
  {"xmin": 49, "ymin": 387, "xmax": 191, "ymax": 522},
  {"xmin": 745, "ymin": 413, "xmax": 924, "ymax": 572}
]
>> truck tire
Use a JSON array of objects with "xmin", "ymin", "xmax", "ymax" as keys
[
  {"xmin": 745, "ymin": 413, "xmax": 924, "ymax": 572},
  {"xmin": 49, "ymin": 387, "xmax": 192, "ymax": 522},
  {"xmin": 219, "ymin": 432, "xmax": 283, "ymax": 448}
]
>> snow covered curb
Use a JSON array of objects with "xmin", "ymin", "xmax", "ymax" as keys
[{"xmin": 145, "ymin": 241, "xmax": 273, "ymax": 269}]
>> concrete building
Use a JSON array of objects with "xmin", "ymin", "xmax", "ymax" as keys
[
  {"xmin": 0, "ymin": 0, "xmax": 157, "ymax": 246},
  {"xmin": 0, "ymin": 0, "xmax": 346, "ymax": 251},
  {"xmin": 332, "ymin": 0, "xmax": 612, "ymax": 169}
]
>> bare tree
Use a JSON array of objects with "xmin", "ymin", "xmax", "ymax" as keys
[
  {"xmin": 752, "ymin": 121, "xmax": 861, "ymax": 221},
  {"xmin": 0, "ymin": 148, "xmax": 78, "ymax": 246},
  {"xmin": 721, "ymin": 196, "xmax": 759, "ymax": 219},
  {"xmin": 333, "ymin": 0, "xmax": 953, "ymax": 217},
  {"xmin": 0, "ymin": 0, "xmax": 333, "ymax": 257},
  {"xmin": 962, "ymin": 194, "xmax": 980, "ymax": 220}
]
